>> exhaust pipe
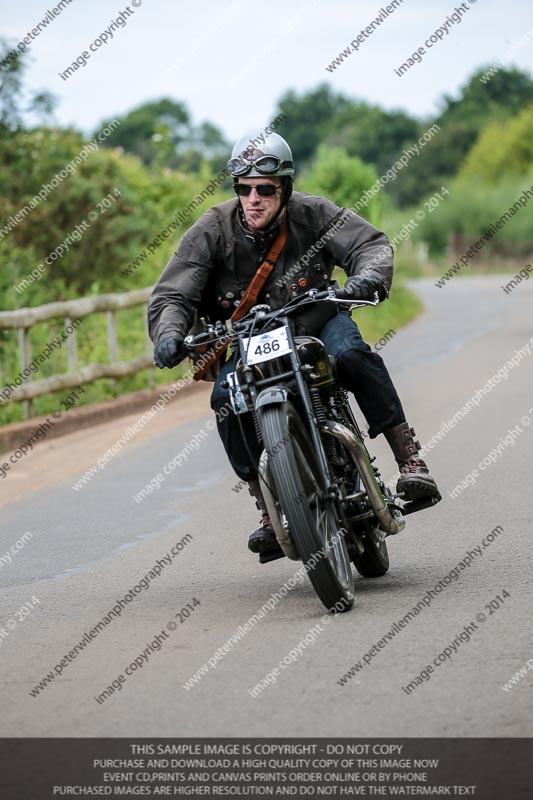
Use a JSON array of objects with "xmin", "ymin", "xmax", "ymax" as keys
[{"xmin": 322, "ymin": 420, "xmax": 405, "ymax": 536}]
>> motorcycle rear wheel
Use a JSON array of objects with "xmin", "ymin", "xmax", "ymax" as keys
[
  {"xmin": 325, "ymin": 401, "xmax": 390, "ymax": 578},
  {"xmin": 260, "ymin": 402, "xmax": 354, "ymax": 612}
]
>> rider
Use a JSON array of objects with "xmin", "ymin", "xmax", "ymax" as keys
[{"xmin": 148, "ymin": 130, "xmax": 440, "ymax": 556}]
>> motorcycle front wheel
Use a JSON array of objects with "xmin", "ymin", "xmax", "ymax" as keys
[
  {"xmin": 353, "ymin": 520, "xmax": 390, "ymax": 577},
  {"xmin": 260, "ymin": 402, "xmax": 354, "ymax": 612}
]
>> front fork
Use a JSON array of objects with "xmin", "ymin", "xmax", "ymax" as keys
[{"xmin": 257, "ymin": 456, "xmax": 299, "ymax": 561}]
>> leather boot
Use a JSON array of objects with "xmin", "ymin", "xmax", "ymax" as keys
[
  {"xmin": 384, "ymin": 423, "xmax": 440, "ymax": 501},
  {"xmin": 246, "ymin": 479, "xmax": 282, "ymax": 554}
]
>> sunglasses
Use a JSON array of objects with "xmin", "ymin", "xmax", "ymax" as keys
[
  {"xmin": 227, "ymin": 154, "xmax": 293, "ymax": 176},
  {"xmin": 234, "ymin": 183, "xmax": 281, "ymax": 197}
]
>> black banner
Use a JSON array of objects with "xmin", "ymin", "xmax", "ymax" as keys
[{"xmin": 0, "ymin": 738, "xmax": 530, "ymax": 798}]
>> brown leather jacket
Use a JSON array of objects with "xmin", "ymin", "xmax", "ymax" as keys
[{"xmin": 148, "ymin": 191, "xmax": 393, "ymax": 345}]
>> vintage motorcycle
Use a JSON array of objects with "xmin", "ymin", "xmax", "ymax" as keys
[{"xmin": 184, "ymin": 289, "xmax": 440, "ymax": 612}]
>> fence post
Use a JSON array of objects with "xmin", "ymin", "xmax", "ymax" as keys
[
  {"xmin": 106, "ymin": 310, "xmax": 118, "ymax": 395},
  {"xmin": 106, "ymin": 311, "xmax": 118, "ymax": 362},
  {"xmin": 64, "ymin": 317, "xmax": 78, "ymax": 372},
  {"xmin": 0, "ymin": 287, "xmax": 154, "ymax": 415},
  {"xmin": 447, "ymin": 233, "xmax": 460, "ymax": 264},
  {"xmin": 18, "ymin": 327, "xmax": 33, "ymax": 420}
]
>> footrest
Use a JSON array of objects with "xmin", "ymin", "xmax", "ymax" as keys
[
  {"xmin": 258, "ymin": 548, "xmax": 286, "ymax": 564},
  {"xmin": 403, "ymin": 492, "xmax": 442, "ymax": 516}
]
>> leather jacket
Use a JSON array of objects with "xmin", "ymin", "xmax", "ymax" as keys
[{"xmin": 148, "ymin": 191, "xmax": 393, "ymax": 345}]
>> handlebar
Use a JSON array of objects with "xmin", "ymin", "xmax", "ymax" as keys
[{"xmin": 183, "ymin": 288, "xmax": 380, "ymax": 349}]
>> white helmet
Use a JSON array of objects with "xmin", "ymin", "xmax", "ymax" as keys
[{"xmin": 227, "ymin": 129, "xmax": 294, "ymax": 178}]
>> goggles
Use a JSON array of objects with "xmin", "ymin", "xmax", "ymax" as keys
[
  {"xmin": 227, "ymin": 153, "xmax": 293, "ymax": 176},
  {"xmin": 234, "ymin": 183, "xmax": 281, "ymax": 197}
]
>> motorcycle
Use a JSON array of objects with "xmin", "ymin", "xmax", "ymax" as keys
[{"xmin": 184, "ymin": 289, "xmax": 441, "ymax": 612}]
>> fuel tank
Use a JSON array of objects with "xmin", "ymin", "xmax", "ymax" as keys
[{"xmin": 295, "ymin": 336, "xmax": 335, "ymax": 388}]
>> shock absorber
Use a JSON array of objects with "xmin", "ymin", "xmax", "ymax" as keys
[
  {"xmin": 330, "ymin": 388, "xmax": 349, "ymax": 421},
  {"xmin": 310, "ymin": 388, "xmax": 337, "ymax": 461}
]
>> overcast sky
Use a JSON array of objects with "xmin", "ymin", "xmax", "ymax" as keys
[{"xmin": 3, "ymin": 0, "xmax": 533, "ymax": 141}]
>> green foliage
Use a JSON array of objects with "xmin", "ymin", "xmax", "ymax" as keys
[
  {"xmin": 97, "ymin": 99, "xmax": 229, "ymax": 171},
  {"xmin": 390, "ymin": 67, "xmax": 533, "ymax": 205},
  {"xmin": 0, "ymin": 58, "xmax": 233, "ymax": 423},
  {"xmin": 334, "ymin": 268, "xmax": 422, "ymax": 344},
  {"xmin": 0, "ymin": 52, "xmax": 25, "ymax": 130},
  {"xmin": 387, "ymin": 122, "xmax": 476, "ymax": 207},
  {"xmin": 273, "ymin": 84, "xmax": 351, "ymax": 166},
  {"xmin": 458, "ymin": 104, "xmax": 533, "ymax": 184},
  {"xmin": 437, "ymin": 66, "xmax": 533, "ymax": 129},
  {"xmin": 98, "ymin": 98, "xmax": 189, "ymax": 166},
  {"xmin": 273, "ymin": 67, "xmax": 533, "ymax": 207},
  {"xmin": 354, "ymin": 282, "xmax": 423, "ymax": 345},
  {"xmin": 299, "ymin": 146, "xmax": 382, "ymax": 226},
  {"xmin": 5, "ymin": 38, "xmax": 533, "ymax": 425},
  {"xmin": 0, "ymin": 38, "xmax": 56, "ymax": 131},
  {"xmin": 410, "ymin": 174, "xmax": 533, "ymax": 254},
  {"xmin": 0, "ymin": 127, "xmax": 230, "ymax": 302},
  {"xmin": 325, "ymin": 103, "xmax": 420, "ymax": 176}
]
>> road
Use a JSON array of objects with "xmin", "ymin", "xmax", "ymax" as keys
[{"xmin": 0, "ymin": 275, "xmax": 531, "ymax": 737}]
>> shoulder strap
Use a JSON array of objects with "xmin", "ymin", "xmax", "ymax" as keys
[{"xmin": 193, "ymin": 214, "xmax": 289, "ymax": 381}]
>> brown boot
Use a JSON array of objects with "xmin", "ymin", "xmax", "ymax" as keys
[
  {"xmin": 384, "ymin": 423, "xmax": 439, "ymax": 501},
  {"xmin": 246, "ymin": 479, "xmax": 282, "ymax": 554}
]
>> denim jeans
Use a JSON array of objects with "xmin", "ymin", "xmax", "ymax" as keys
[{"xmin": 210, "ymin": 310, "xmax": 405, "ymax": 482}]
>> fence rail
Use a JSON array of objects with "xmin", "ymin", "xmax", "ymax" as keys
[
  {"xmin": 447, "ymin": 233, "xmax": 533, "ymax": 262},
  {"xmin": 0, "ymin": 287, "xmax": 155, "ymax": 419}
]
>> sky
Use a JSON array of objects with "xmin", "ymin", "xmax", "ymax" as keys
[{"xmin": 3, "ymin": 0, "xmax": 533, "ymax": 142}]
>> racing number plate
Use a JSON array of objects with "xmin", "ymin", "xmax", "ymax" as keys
[{"xmin": 242, "ymin": 326, "xmax": 292, "ymax": 365}]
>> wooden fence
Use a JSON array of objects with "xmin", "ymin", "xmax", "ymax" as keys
[
  {"xmin": 0, "ymin": 287, "xmax": 154, "ymax": 419},
  {"xmin": 448, "ymin": 233, "xmax": 533, "ymax": 263}
]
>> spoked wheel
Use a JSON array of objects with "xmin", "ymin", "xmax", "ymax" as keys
[
  {"xmin": 353, "ymin": 519, "xmax": 389, "ymax": 577},
  {"xmin": 260, "ymin": 402, "xmax": 354, "ymax": 612},
  {"xmin": 326, "ymin": 410, "xmax": 390, "ymax": 579}
]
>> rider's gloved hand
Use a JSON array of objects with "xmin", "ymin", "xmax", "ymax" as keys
[
  {"xmin": 154, "ymin": 336, "xmax": 185, "ymax": 368},
  {"xmin": 335, "ymin": 275, "xmax": 384, "ymax": 301}
]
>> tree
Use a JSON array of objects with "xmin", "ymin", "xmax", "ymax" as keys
[
  {"xmin": 458, "ymin": 104, "xmax": 533, "ymax": 183},
  {"xmin": 273, "ymin": 84, "xmax": 351, "ymax": 166},
  {"xmin": 0, "ymin": 48, "xmax": 24, "ymax": 130},
  {"xmin": 97, "ymin": 99, "xmax": 190, "ymax": 165},
  {"xmin": 437, "ymin": 66, "xmax": 533, "ymax": 129},
  {"xmin": 96, "ymin": 99, "xmax": 229, "ymax": 171},
  {"xmin": 0, "ymin": 126, "xmax": 229, "ymax": 299},
  {"xmin": 390, "ymin": 67, "xmax": 533, "ymax": 206},
  {"xmin": 300, "ymin": 146, "xmax": 382, "ymax": 226},
  {"xmin": 387, "ymin": 122, "xmax": 477, "ymax": 207},
  {"xmin": 0, "ymin": 39, "xmax": 56, "ymax": 132},
  {"xmin": 324, "ymin": 103, "xmax": 420, "ymax": 175}
]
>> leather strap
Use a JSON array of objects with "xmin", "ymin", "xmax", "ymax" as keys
[{"xmin": 193, "ymin": 214, "xmax": 289, "ymax": 381}]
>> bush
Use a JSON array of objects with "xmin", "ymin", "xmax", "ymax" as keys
[
  {"xmin": 0, "ymin": 128, "xmax": 229, "ymax": 303},
  {"xmin": 459, "ymin": 104, "xmax": 533, "ymax": 184},
  {"xmin": 0, "ymin": 130, "xmax": 231, "ymax": 424},
  {"xmin": 410, "ymin": 174, "xmax": 533, "ymax": 254},
  {"xmin": 299, "ymin": 145, "xmax": 382, "ymax": 226}
]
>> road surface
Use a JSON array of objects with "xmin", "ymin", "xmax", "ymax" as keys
[{"xmin": 0, "ymin": 276, "xmax": 531, "ymax": 737}]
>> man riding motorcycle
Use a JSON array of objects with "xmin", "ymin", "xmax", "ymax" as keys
[{"xmin": 148, "ymin": 130, "xmax": 440, "ymax": 556}]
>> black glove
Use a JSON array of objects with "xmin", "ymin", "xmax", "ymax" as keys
[
  {"xmin": 335, "ymin": 275, "xmax": 384, "ymax": 301},
  {"xmin": 154, "ymin": 336, "xmax": 185, "ymax": 368}
]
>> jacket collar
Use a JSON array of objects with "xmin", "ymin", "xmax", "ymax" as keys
[{"xmin": 237, "ymin": 202, "xmax": 287, "ymax": 249}]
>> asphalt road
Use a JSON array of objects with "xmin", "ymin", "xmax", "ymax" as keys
[{"xmin": 1, "ymin": 275, "xmax": 531, "ymax": 737}]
